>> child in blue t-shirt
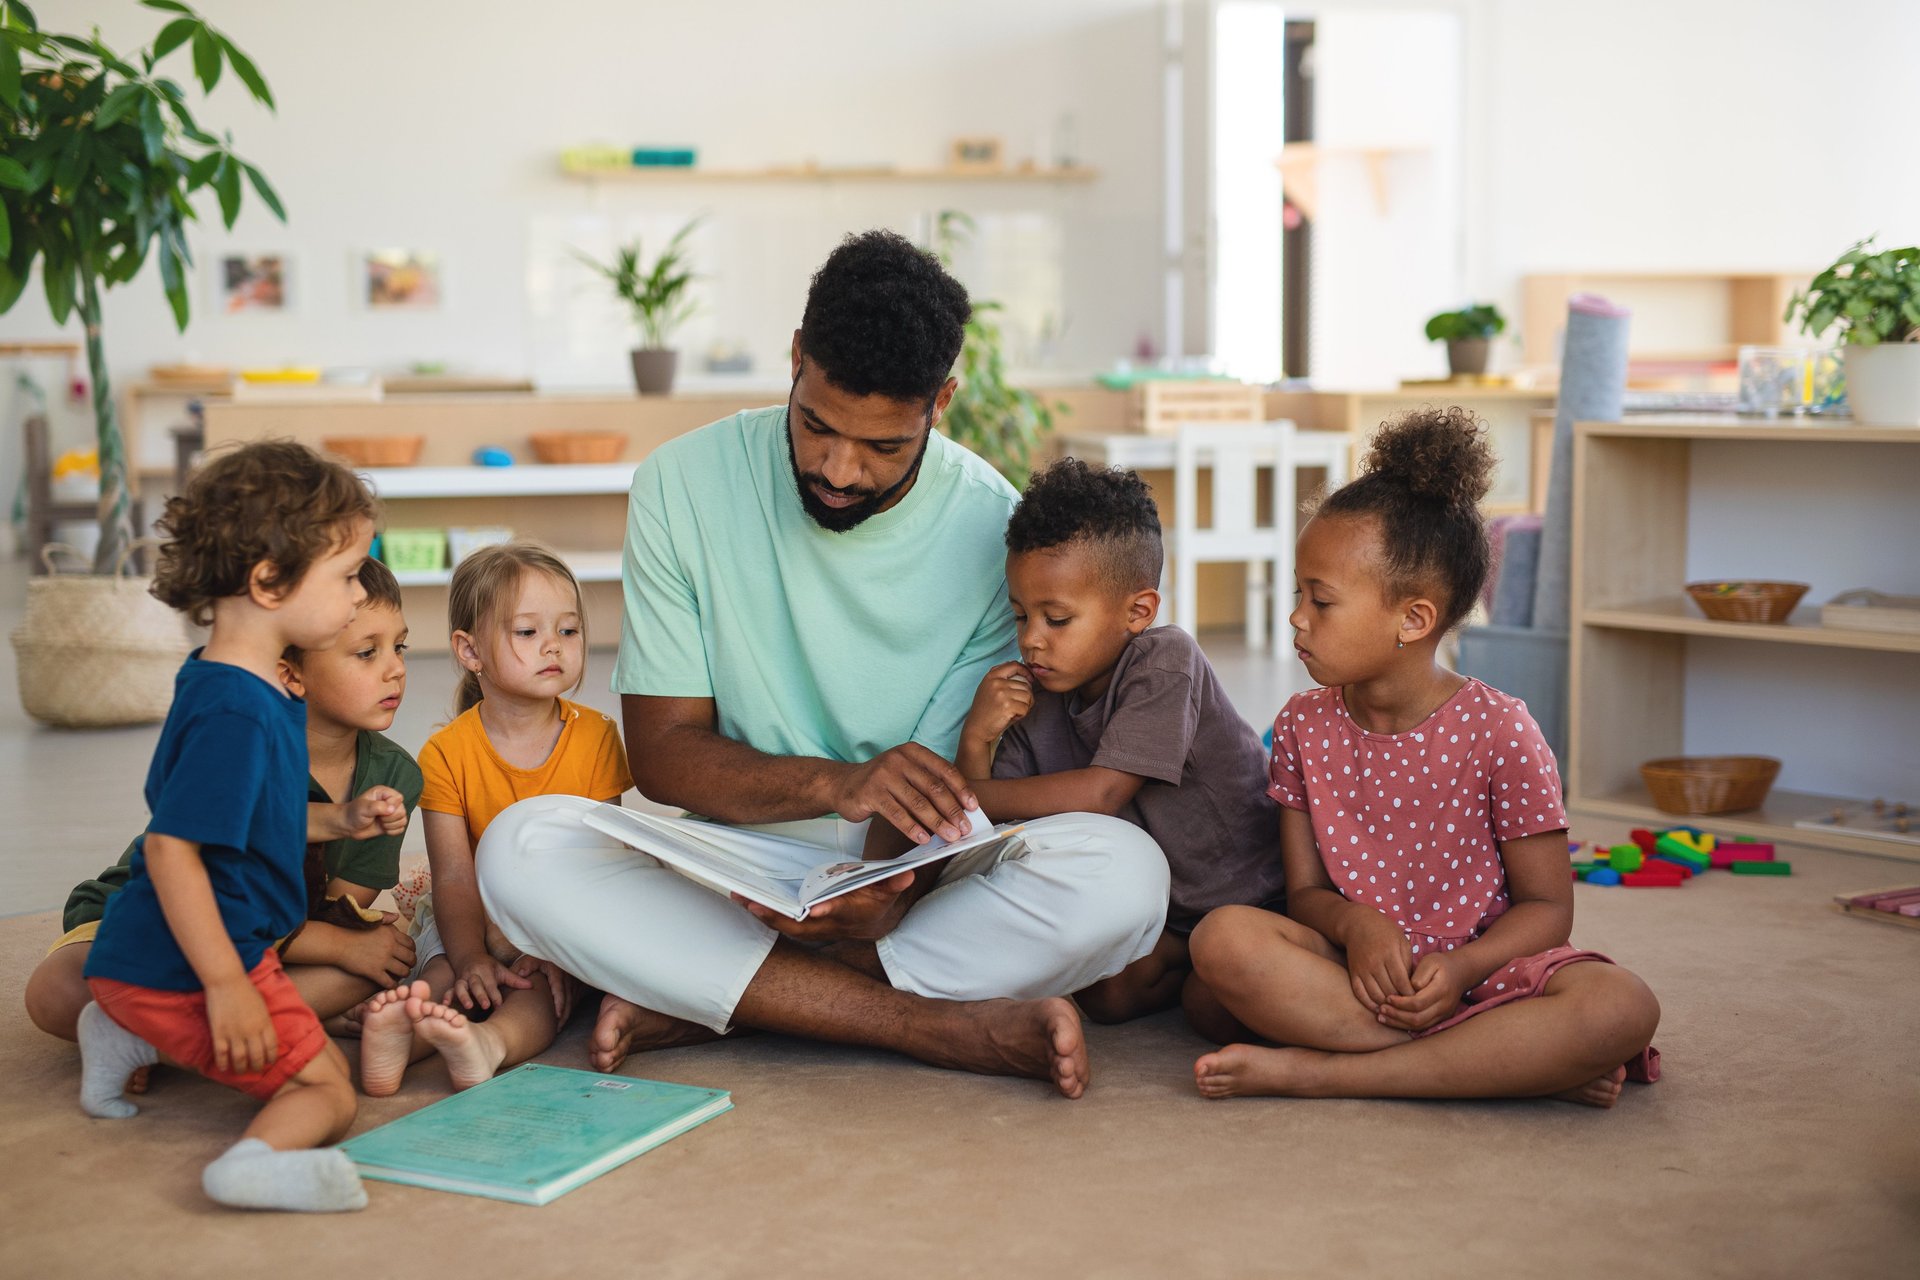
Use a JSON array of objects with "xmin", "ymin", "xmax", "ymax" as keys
[{"xmin": 77, "ymin": 440, "xmax": 379, "ymax": 1214}]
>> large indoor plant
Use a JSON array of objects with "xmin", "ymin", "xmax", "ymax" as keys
[
  {"xmin": 1424, "ymin": 303, "xmax": 1507, "ymax": 377},
  {"xmin": 931, "ymin": 210, "xmax": 1061, "ymax": 489},
  {"xmin": 3, "ymin": 1, "xmax": 282, "ymax": 728},
  {"xmin": 1, "ymin": 0, "xmax": 284, "ymax": 572},
  {"xmin": 576, "ymin": 218, "xmax": 700, "ymax": 395},
  {"xmin": 1786, "ymin": 238, "xmax": 1920, "ymax": 424}
]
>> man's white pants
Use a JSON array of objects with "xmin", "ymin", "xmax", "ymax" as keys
[{"xmin": 475, "ymin": 795, "xmax": 1170, "ymax": 1033}]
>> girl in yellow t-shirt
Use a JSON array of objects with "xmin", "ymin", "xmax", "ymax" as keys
[{"xmin": 356, "ymin": 542, "xmax": 630, "ymax": 1096}]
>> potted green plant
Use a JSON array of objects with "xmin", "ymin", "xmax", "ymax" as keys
[
  {"xmin": 575, "ymin": 218, "xmax": 701, "ymax": 395},
  {"xmin": 2, "ymin": 2, "xmax": 283, "ymax": 728},
  {"xmin": 930, "ymin": 211, "xmax": 1062, "ymax": 488},
  {"xmin": 1424, "ymin": 303, "xmax": 1507, "ymax": 377},
  {"xmin": 1786, "ymin": 238, "xmax": 1920, "ymax": 424},
  {"xmin": 1, "ymin": 1, "xmax": 282, "ymax": 571}
]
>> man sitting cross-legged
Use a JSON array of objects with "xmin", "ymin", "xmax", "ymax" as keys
[{"xmin": 476, "ymin": 231, "xmax": 1169, "ymax": 1097}]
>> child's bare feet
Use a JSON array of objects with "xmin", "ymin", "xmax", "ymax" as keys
[
  {"xmin": 1194, "ymin": 1043, "xmax": 1319, "ymax": 1099},
  {"xmin": 408, "ymin": 994, "xmax": 507, "ymax": 1091},
  {"xmin": 358, "ymin": 982, "xmax": 425, "ymax": 1097},
  {"xmin": 1551, "ymin": 1064, "xmax": 1627, "ymax": 1108}
]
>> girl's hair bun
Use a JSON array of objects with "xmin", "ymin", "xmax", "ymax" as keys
[{"xmin": 1359, "ymin": 404, "xmax": 1494, "ymax": 508}]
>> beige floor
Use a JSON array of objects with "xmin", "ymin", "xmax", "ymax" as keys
[{"xmin": 1, "ymin": 559, "xmax": 1916, "ymax": 1278}]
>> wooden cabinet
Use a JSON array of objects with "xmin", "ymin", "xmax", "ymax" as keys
[{"xmin": 1568, "ymin": 416, "xmax": 1920, "ymax": 861}]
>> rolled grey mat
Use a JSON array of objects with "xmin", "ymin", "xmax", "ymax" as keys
[
  {"xmin": 1532, "ymin": 295, "xmax": 1631, "ymax": 632},
  {"xmin": 1491, "ymin": 524, "xmax": 1541, "ymax": 628}
]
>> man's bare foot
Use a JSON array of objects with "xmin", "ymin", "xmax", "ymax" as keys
[
  {"xmin": 924, "ymin": 997, "xmax": 1090, "ymax": 1099},
  {"xmin": 408, "ymin": 995, "xmax": 508, "ymax": 1091},
  {"xmin": 358, "ymin": 982, "xmax": 425, "ymax": 1097},
  {"xmin": 589, "ymin": 994, "xmax": 723, "ymax": 1073},
  {"xmin": 1551, "ymin": 1064, "xmax": 1627, "ymax": 1109},
  {"xmin": 1194, "ymin": 1043, "xmax": 1321, "ymax": 1099}
]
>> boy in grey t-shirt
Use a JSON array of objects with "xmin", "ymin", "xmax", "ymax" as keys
[{"xmin": 955, "ymin": 459, "xmax": 1280, "ymax": 1025}]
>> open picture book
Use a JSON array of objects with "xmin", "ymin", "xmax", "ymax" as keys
[{"xmin": 581, "ymin": 803, "xmax": 1026, "ymax": 921}]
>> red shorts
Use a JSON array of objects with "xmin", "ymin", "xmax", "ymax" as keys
[{"xmin": 87, "ymin": 951, "xmax": 329, "ymax": 1100}]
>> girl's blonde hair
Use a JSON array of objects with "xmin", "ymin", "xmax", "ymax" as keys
[{"xmin": 448, "ymin": 540, "xmax": 586, "ymax": 715}]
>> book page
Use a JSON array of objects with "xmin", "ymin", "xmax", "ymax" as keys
[
  {"xmin": 797, "ymin": 810, "xmax": 1020, "ymax": 907},
  {"xmin": 581, "ymin": 807, "xmax": 810, "ymax": 913}
]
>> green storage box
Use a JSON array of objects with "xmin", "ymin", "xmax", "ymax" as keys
[{"xmin": 382, "ymin": 527, "xmax": 447, "ymax": 573}]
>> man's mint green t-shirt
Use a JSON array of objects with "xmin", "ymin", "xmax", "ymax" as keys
[{"xmin": 614, "ymin": 405, "xmax": 1018, "ymax": 764}]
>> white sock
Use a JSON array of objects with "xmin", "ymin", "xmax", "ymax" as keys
[
  {"xmin": 78, "ymin": 1002, "xmax": 159, "ymax": 1119},
  {"xmin": 201, "ymin": 1138, "xmax": 368, "ymax": 1213}
]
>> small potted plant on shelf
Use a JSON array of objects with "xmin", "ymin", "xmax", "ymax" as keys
[
  {"xmin": 1, "ymin": 1, "xmax": 284, "ymax": 728},
  {"xmin": 1786, "ymin": 238, "xmax": 1920, "ymax": 424},
  {"xmin": 576, "ymin": 218, "xmax": 701, "ymax": 395},
  {"xmin": 1424, "ymin": 303, "xmax": 1507, "ymax": 377}
]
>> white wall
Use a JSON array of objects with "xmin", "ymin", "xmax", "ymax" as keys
[
  {"xmin": 11, "ymin": 2, "xmax": 1920, "ymax": 429},
  {"xmin": 1305, "ymin": 8, "xmax": 1465, "ymax": 387},
  {"xmin": 1472, "ymin": 0, "xmax": 1920, "ymax": 325},
  {"xmin": 5, "ymin": 0, "xmax": 1167, "ymax": 396}
]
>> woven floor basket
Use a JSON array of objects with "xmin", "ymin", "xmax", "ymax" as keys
[{"xmin": 10, "ymin": 543, "xmax": 190, "ymax": 728}]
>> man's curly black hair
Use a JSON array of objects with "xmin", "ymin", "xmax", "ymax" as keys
[
  {"xmin": 1005, "ymin": 457, "xmax": 1163, "ymax": 592},
  {"xmin": 798, "ymin": 229, "xmax": 971, "ymax": 405}
]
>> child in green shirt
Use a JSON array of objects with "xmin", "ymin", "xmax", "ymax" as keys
[{"xmin": 24, "ymin": 557, "xmax": 423, "ymax": 1049}]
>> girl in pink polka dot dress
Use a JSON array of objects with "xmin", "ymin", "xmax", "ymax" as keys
[{"xmin": 1186, "ymin": 408, "xmax": 1661, "ymax": 1107}]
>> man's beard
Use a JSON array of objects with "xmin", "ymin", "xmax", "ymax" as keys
[{"xmin": 787, "ymin": 414, "xmax": 932, "ymax": 533}]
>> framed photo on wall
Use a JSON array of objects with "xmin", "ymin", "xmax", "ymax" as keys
[
  {"xmin": 362, "ymin": 250, "xmax": 441, "ymax": 309},
  {"xmin": 218, "ymin": 253, "xmax": 290, "ymax": 313}
]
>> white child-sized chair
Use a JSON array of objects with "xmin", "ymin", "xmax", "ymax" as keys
[{"xmin": 1168, "ymin": 420, "xmax": 1350, "ymax": 659}]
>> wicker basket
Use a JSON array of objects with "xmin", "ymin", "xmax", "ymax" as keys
[
  {"xmin": 1685, "ymin": 580, "xmax": 1809, "ymax": 623},
  {"xmin": 529, "ymin": 431, "xmax": 627, "ymax": 464},
  {"xmin": 320, "ymin": 434, "xmax": 424, "ymax": 468},
  {"xmin": 10, "ymin": 543, "xmax": 191, "ymax": 729},
  {"xmin": 1639, "ymin": 755, "xmax": 1781, "ymax": 815}
]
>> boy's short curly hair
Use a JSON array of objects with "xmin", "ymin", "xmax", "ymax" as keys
[
  {"xmin": 152, "ymin": 440, "xmax": 377, "ymax": 627},
  {"xmin": 1005, "ymin": 457, "xmax": 1163, "ymax": 592},
  {"xmin": 798, "ymin": 229, "xmax": 972, "ymax": 405}
]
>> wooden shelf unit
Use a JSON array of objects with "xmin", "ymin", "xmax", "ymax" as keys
[
  {"xmin": 1522, "ymin": 271, "xmax": 1809, "ymax": 368},
  {"xmin": 1568, "ymin": 415, "xmax": 1920, "ymax": 862},
  {"xmin": 202, "ymin": 395, "xmax": 764, "ymax": 651},
  {"xmin": 1583, "ymin": 598, "xmax": 1920, "ymax": 655},
  {"xmin": 560, "ymin": 163, "xmax": 1099, "ymax": 184},
  {"xmin": 1271, "ymin": 385, "xmax": 1559, "ymax": 513}
]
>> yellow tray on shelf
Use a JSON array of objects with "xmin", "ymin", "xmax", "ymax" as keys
[{"xmin": 238, "ymin": 367, "xmax": 322, "ymax": 384}]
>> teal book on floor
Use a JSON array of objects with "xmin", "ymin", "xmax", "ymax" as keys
[{"xmin": 340, "ymin": 1063, "xmax": 732, "ymax": 1205}]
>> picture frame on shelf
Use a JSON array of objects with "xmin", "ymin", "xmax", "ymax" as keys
[{"xmin": 949, "ymin": 136, "xmax": 1004, "ymax": 173}]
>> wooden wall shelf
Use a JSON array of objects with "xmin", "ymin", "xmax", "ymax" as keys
[
  {"xmin": 1522, "ymin": 271, "xmax": 1811, "ymax": 368},
  {"xmin": 560, "ymin": 163, "xmax": 1099, "ymax": 184}
]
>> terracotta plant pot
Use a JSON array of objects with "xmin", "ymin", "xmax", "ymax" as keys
[
  {"xmin": 629, "ymin": 348, "xmax": 679, "ymax": 396},
  {"xmin": 1446, "ymin": 338, "xmax": 1490, "ymax": 377}
]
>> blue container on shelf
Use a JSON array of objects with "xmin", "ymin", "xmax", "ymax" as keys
[{"xmin": 632, "ymin": 147, "xmax": 696, "ymax": 167}]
